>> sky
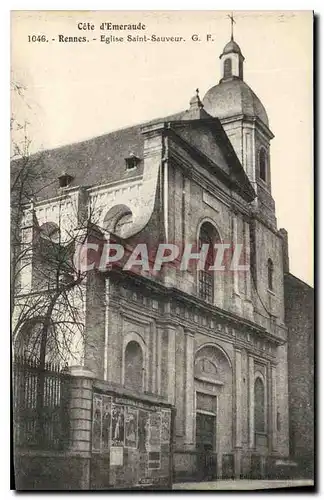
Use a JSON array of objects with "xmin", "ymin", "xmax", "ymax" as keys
[{"xmin": 11, "ymin": 10, "xmax": 313, "ymax": 286}]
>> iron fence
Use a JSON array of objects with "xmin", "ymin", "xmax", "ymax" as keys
[{"xmin": 12, "ymin": 354, "xmax": 69, "ymax": 450}]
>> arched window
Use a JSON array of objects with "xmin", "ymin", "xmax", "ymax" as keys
[
  {"xmin": 114, "ymin": 212, "xmax": 133, "ymax": 234},
  {"xmin": 224, "ymin": 58, "xmax": 232, "ymax": 79},
  {"xmin": 254, "ymin": 377, "xmax": 265, "ymax": 433},
  {"xmin": 124, "ymin": 341, "xmax": 143, "ymax": 392},
  {"xmin": 34, "ymin": 222, "xmax": 72, "ymax": 288},
  {"xmin": 102, "ymin": 204, "xmax": 133, "ymax": 237},
  {"xmin": 267, "ymin": 258, "xmax": 274, "ymax": 291},
  {"xmin": 198, "ymin": 222, "xmax": 219, "ymax": 303},
  {"xmin": 39, "ymin": 222, "xmax": 60, "ymax": 243},
  {"xmin": 15, "ymin": 319, "xmax": 60, "ymax": 365},
  {"xmin": 259, "ymin": 148, "xmax": 267, "ymax": 182}
]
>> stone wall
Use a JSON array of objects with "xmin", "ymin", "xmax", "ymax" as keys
[
  {"xmin": 90, "ymin": 387, "xmax": 173, "ymax": 489},
  {"xmin": 284, "ymin": 273, "xmax": 314, "ymax": 464}
]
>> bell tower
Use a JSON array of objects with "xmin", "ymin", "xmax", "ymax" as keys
[
  {"xmin": 203, "ymin": 15, "xmax": 277, "ymax": 227},
  {"xmin": 219, "ymin": 13, "xmax": 245, "ymax": 82}
]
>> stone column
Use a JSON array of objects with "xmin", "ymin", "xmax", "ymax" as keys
[
  {"xmin": 151, "ymin": 321, "xmax": 157, "ymax": 393},
  {"xmin": 108, "ymin": 307, "xmax": 122, "ymax": 386},
  {"xmin": 231, "ymin": 214, "xmax": 242, "ymax": 315},
  {"xmin": 64, "ymin": 366, "xmax": 95, "ymax": 490},
  {"xmin": 163, "ymin": 160, "xmax": 169, "ymax": 243},
  {"xmin": 244, "ymin": 221, "xmax": 251, "ymax": 298},
  {"xmin": 248, "ymin": 356, "xmax": 255, "ymax": 449},
  {"xmin": 271, "ymin": 364, "xmax": 277, "ymax": 452},
  {"xmin": 167, "ymin": 325, "xmax": 176, "ymax": 405},
  {"xmin": 104, "ymin": 277, "xmax": 110, "ymax": 381},
  {"xmin": 184, "ymin": 331, "xmax": 195, "ymax": 445},
  {"xmin": 234, "ymin": 349, "xmax": 243, "ymax": 478},
  {"xmin": 279, "ymin": 228, "xmax": 290, "ymax": 273},
  {"xmin": 235, "ymin": 349, "xmax": 243, "ymax": 448},
  {"xmin": 243, "ymin": 220, "xmax": 254, "ymax": 320},
  {"xmin": 233, "ymin": 216, "xmax": 239, "ymax": 292},
  {"xmin": 84, "ymin": 271, "xmax": 106, "ymax": 379},
  {"xmin": 156, "ymin": 326, "xmax": 162, "ymax": 395}
]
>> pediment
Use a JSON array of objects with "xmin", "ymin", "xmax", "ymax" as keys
[{"xmin": 169, "ymin": 118, "xmax": 256, "ymax": 203}]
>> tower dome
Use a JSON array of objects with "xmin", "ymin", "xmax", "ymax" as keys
[
  {"xmin": 221, "ymin": 39, "xmax": 243, "ymax": 56},
  {"xmin": 202, "ymin": 35, "xmax": 269, "ymax": 127},
  {"xmin": 202, "ymin": 79, "xmax": 269, "ymax": 127}
]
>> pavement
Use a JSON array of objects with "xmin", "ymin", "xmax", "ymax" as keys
[{"xmin": 173, "ymin": 479, "xmax": 314, "ymax": 490}]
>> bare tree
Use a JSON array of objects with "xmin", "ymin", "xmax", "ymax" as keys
[
  {"xmin": 12, "ymin": 194, "xmax": 105, "ymax": 366},
  {"xmin": 11, "ymin": 82, "xmax": 105, "ymax": 369},
  {"xmin": 11, "ymin": 80, "xmax": 48, "ymax": 311}
]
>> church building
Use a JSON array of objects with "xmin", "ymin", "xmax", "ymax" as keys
[{"xmin": 13, "ymin": 32, "xmax": 291, "ymax": 487}]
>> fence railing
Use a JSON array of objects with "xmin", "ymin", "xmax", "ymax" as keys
[{"xmin": 13, "ymin": 354, "xmax": 69, "ymax": 450}]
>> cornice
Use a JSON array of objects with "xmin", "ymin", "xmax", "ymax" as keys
[
  {"xmin": 219, "ymin": 114, "xmax": 275, "ymax": 140},
  {"xmin": 105, "ymin": 270, "xmax": 286, "ymax": 346}
]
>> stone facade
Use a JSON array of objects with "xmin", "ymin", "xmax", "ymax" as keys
[{"xmin": 13, "ymin": 35, "xmax": 302, "ymax": 487}]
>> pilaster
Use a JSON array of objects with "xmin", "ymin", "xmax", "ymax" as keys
[
  {"xmin": 271, "ymin": 363, "xmax": 277, "ymax": 453},
  {"xmin": 248, "ymin": 355, "xmax": 255, "ymax": 449},
  {"xmin": 235, "ymin": 348, "xmax": 243, "ymax": 448},
  {"xmin": 167, "ymin": 324, "xmax": 176, "ymax": 405},
  {"xmin": 231, "ymin": 214, "xmax": 242, "ymax": 315},
  {"xmin": 184, "ymin": 330, "xmax": 195, "ymax": 445},
  {"xmin": 243, "ymin": 220, "xmax": 254, "ymax": 320}
]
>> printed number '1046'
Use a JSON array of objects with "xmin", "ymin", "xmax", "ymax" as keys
[{"xmin": 28, "ymin": 35, "xmax": 47, "ymax": 42}]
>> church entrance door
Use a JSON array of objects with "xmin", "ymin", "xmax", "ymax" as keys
[{"xmin": 196, "ymin": 412, "xmax": 217, "ymax": 480}]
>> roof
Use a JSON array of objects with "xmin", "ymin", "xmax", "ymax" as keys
[
  {"xmin": 202, "ymin": 78, "xmax": 269, "ymax": 127},
  {"xmin": 12, "ymin": 110, "xmax": 191, "ymax": 202},
  {"xmin": 15, "ymin": 107, "xmax": 197, "ymax": 203},
  {"xmin": 12, "ymin": 105, "xmax": 255, "ymax": 204},
  {"xmin": 22, "ymin": 124, "xmax": 145, "ymax": 200},
  {"xmin": 284, "ymin": 272, "xmax": 314, "ymax": 291},
  {"xmin": 221, "ymin": 39, "xmax": 244, "ymax": 58}
]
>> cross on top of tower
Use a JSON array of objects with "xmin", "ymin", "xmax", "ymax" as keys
[{"xmin": 227, "ymin": 12, "xmax": 236, "ymax": 41}]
